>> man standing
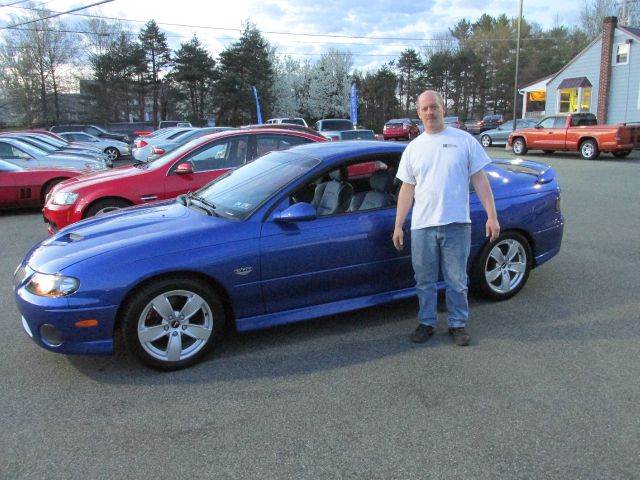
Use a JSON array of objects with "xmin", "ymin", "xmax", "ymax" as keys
[{"xmin": 393, "ymin": 91, "xmax": 500, "ymax": 346}]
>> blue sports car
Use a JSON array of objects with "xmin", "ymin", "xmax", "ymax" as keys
[{"xmin": 14, "ymin": 141, "xmax": 564, "ymax": 369}]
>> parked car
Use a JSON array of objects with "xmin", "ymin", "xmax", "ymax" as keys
[
  {"xmin": 507, "ymin": 113, "xmax": 640, "ymax": 159},
  {"xmin": 465, "ymin": 114, "xmax": 505, "ymax": 135},
  {"xmin": 132, "ymin": 127, "xmax": 196, "ymax": 161},
  {"xmin": 265, "ymin": 117, "xmax": 308, "ymax": 127},
  {"xmin": 479, "ymin": 119, "xmax": 539, "ymax": 147},
  {"xmin": 382, "ymin": 118, "xmax": 420, "ymax": 141},
  {"xmin": 0, "ymin": 137, "xmax": 107, "ymax": 172},
  {"xmin": 241, "ymin": 124, "xmax": 319, "ymax": 136},
  {"xmin": 58, "ymin": 132, "xmax": 131, "ymax": 161},
  {"xmin": 444, "ymin": 116, "xmax": 467, "ymax": 131},
  {"xmin": 50, "ymin": 124, "xmax": 130, "ymax": 144},
  {"xmin": 158, "ymin": 120, "xmax": 192, "ymax": 129},
  {"xmin": 135, "ymin": 127, "xmax": 234, "ymax": 162},
  {"xmin": 42, "ymin": 127, "xmax": 327, "ymax": 233},
  {"xmin": 0, "ymin": 159, "xmax": 83, "ymax": 210},
  {"xmin": 0, "ymin": 132, "xmax": 109, "ymax": 163},
  {"xmin": 322, "ymin": 129, "xmax": 376, "ymax": 141},
  {"xmin": 315, "ymin": 119, "xmax": 356, "ymax": 140},
  {"xmin": 15, "ymin": 141, "xmax": 563, "ymax": 369}
]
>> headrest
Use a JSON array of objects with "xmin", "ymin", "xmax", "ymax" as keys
[
  {"xmin": 329, "ymin": 169, "xmax": 344, "ymax": 181},
  {"xmin": 370, "ymin": 170, "xmax": 393, "ymax": 192}
]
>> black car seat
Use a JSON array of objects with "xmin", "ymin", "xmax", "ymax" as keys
[
  {"xmin": 348, "ymin": 170, "xmax": 396, "ymax": 212},
  {"xmin": 311, "ymin": 168, "xmax": 354, "ymax": 215}
]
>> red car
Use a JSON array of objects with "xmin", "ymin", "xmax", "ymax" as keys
[
  {"xmin": 43, "ymin": 128, "xmax": 326, "ymax": 232},
  {"xmin": 383, "ymin": 118, "xmax": 420, "ymax": 141},
  {"xmin": 0, "ymin": 159, "xmax": 83, "ymax": 210}
]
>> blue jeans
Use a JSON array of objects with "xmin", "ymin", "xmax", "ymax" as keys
[{"xmin": 411, "ymin": 223, "xmax": 471, "ymax": 328}]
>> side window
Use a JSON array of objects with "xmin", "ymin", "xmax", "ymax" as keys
[
  {"xmin": 256, "ymin": 134, "xmax": 309, "ymax": 158},
  {"xmin": 0, "ymin": 142, "xmax": 14, "ymax": 158},
  {"xmin": 553, "ymin": 117, "xmax": 566, "ymax": 128},
  {"xmin": 185, "ymin": 136, "xmax": 248, "ymax": 172},
  {"xmin": 538, "ymin": 117, "xmax": 555, "ymax": 129},
  {"xmin": 85, "ymin": 126, "xmax": 101, "ymax": 136}
]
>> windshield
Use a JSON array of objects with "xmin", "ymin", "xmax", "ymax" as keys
[
  {"xmin": 167, "ymin": 128, "xmax": 194, "ymax": 140},
  {"xmin": 15, "ymin": 137, "xmax": 56, "ymax": 153},
  {"xmin": 12, "ymin": 140, "xmax": 46, "ymax": 156},
  {"xmin": 282, "ymin": 118, "xmax": 305, "ymax": 126},
  {"xmin": 194, "ymin": 150, "xmax": 320, "ymax": 220},
  {"xmin": 319, "ymin": 120, "xmax": 353, "ymax": 131}
]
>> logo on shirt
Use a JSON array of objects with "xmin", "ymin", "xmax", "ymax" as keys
[{"xmin": 442, "ymin": 143, "xmax": 458, "ymax": 148}]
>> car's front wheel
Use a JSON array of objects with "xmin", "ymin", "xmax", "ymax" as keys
[
  {"xmin": 481, "ymin": 135, "xmax": 492, "ymax": 147},
  {"xmin": 471, "ymin": 232, "xmax": 532, "ymax": 301},
  {"xmin": 84, "ymin": 198, "xmax": 131, "ymax": 218},
  {"xmin": 104, "ymin": 147, "xmax": 120, "ymax": 161},
  {"xmin": 512, "ymin": 137, "xmax": 527, "ymax": 155},
  {"xmin": 121, "ymin": 277, "xmax": 226, "ymax": 369}
]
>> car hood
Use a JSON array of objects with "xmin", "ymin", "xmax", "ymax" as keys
[
  {"xmin": 55, "ymin": 164, "xmax": 153, "ymax": 191},
  {"xmin": 24, "ymin": 201, "xmax": 240, "ymax": 273}
]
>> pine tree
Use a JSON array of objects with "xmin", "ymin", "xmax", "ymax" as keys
[{"xmin": 139, "ymin": 20, "xmax": 171, "ymax": 126}]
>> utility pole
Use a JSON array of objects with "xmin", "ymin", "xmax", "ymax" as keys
[{"xmin": 512, "ymin": 0, "xmax": 523, "ymax": 131}]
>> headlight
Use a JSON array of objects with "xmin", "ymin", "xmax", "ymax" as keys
[
  {"xmin": 25, "ymin": 272, "xmax": 79, "ymax": 297},
  {"xmin": 52, "ymin": 191, "xmax": 79, "ymax": 205}
]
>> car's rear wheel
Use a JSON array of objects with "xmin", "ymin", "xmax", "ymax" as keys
[
  {"xmin": 580, "ymin": 139, "xmax": 600, "ymax": 160},
  {"xmin": 612, "ymin": 150, "xmax": 631, "ymax": 158},
  {"xmin": 121, "ymin": 277, "xmax": 226, "ymax": 370},
  {"xmin": 481, "ymin": 135, "xmax": 492, "ymax": 147},
  {"xmin": 84, "ymin": 198, "xmax": 131, "ymax": 218},
  {"xmin": 542, "ymin": 150, "xmax": 555, "ymax": 155},
  {"xmin": 104, "ymin": 147, "xmax": 120, "ymax": 161},
  {"xmin": 471, "ymin": 232, "xmax": 532, "ymax": 301},
  {"xmin": 512, "ymin": 137, "xmax": 527, "ymax": 155}
]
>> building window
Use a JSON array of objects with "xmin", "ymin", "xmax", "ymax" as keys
[
  {"xmin": 558, "ymin": 87, "xmax": 591, "ymax": 113},
  {"xmin": 615, "ymin": 43, "xmax": 629, "ymax": 65}
]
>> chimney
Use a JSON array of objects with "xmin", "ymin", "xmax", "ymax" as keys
[{"xmin": 597, "ymin": 16, "xmax": 617, "ymax": 124}]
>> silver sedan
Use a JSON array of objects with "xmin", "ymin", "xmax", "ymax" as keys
[
  {"xmin": 479, "ymin": 119, "xmax": 538, "ymax": 147},
  {"xmin": 0, "ymin": 137, "xmax": 107, "ymax": 171},
  {"xmin": 59, "ymin": 132, "xmax": 131, "ymax": 161}
]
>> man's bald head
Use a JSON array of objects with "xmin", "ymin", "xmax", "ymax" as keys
[{"xmin": 416, "ymin": 90, "xmax": 445, "ymax": 133}]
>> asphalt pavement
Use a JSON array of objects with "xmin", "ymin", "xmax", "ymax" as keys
[{"xmin": 1, "ymin": 147, "xmax": 639, "ymax": 479}]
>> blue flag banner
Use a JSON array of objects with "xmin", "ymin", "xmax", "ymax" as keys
[
  {"xmin": 251, "ymin": 86, "xmax": 263, "ymax": 124},
  {"xmin": 350, "ymin": 83, "xmax": 358, "ymax": 127}
]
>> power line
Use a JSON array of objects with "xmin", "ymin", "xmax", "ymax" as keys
[
  {"xmin": 4, "ymin": 3, "xmax": 566, "ymax": 43},
  {"xmin": 0, "ymin": 0, "xmax": 114, "ymax": 29},
  {"xmin": 0, "ymin": 0, "xmax": 30, "ymax": 7}
]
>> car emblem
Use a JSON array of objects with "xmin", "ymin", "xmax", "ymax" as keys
[{"xmin": 234, "ymin": 266, "xmax": 253, "ymax": 276}]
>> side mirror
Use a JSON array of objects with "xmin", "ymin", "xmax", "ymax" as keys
[
  {"xmin": 534, "ymin": 124, "xmax": 542, "ymax": 129},
  {"xmin": 274, "ymin": 202, "xmax": 317, "ymax": 222},
  {"xmin": 175, "ymin": 162, "xmax": 193, "ymax": 174}
]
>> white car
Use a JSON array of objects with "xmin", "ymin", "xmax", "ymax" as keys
[
  {"xmin": 59, "ymin": 132, "xmax": 131, "ymax": 161},
  {"xmin": 265, "ymin": 117, "xmax": 308, "ymax": 127}
]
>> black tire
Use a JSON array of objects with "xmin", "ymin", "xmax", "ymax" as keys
[
  {"xmin": 542, "ymin": 150, "xmax": 555, "ymax": 155},
  {"xmin": 471, "ymin": 231, "xmax": 532, "ymax": 301},
  {"xmin": 83, "ymin": 198, "xmax": 131, "ymax": 218},
  {"xmin": 481, "ymin": 135, "xmax": 492, "ymax": 148},
  {"xmin": 512, "ymin": 137, "xmax": 527, "ymax": 155},
  {"xmin": 120, "ymin": 276, "xmax": 226, "ymax": 370},
  {"xmin": 104, "ymin": 147, "xmax": 120, "ymax": 161},
  {"xmin": 612, "ymin": 150, "xmax": 631, "ymax": 158},
  {"xmin": 41, "ymin": 177, "xmax": 67, "ymax": 204},
  {"xmin": 579, "ymin": 139, "xmax": 600, "ymax": 160}
]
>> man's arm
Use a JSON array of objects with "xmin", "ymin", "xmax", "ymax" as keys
[
  {"xmin": 470, "ymin": 170, "xmax": 500, "ymax": 241},
  {"xmin": 392, "ymin": 182, "xmax": 415, "ymax": 251}
]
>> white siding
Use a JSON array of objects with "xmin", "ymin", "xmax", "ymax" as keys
[
  {"xmin": 608, "ymin": 30, "xmax": 640, "ymax": 123},
  {"xmin": 545, "ymin": 38, "xmax": 602, "ymax": 117}
]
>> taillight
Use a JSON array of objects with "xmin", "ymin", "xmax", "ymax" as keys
[
  {"xmin": 151, "ymin": 146, "xmax": 165, "ymax": 155},
  {"xmin": 135, "ymin": 139, "xmax": 148, "ymax": 148}
]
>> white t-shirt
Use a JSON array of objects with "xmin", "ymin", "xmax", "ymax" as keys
[{"xmin": 396, "ymin": 126, "xmax": 491, "ymax": 230}]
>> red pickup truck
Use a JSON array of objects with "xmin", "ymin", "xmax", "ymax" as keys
[{"xmin": 507, "ymin": 113, "xmax": 640, "ymax": 159}]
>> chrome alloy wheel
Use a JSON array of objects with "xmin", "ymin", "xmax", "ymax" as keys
[
  {"xmin": 481, "ymin": 135, "xmax": 491, "ymax": 147},
  {"xmin": 581, "ymin": 142, "xmax": 594, "ymax": 158},
  {"xmin": 104, "ymin": 147, "xmax": 119, "ymax": 161},
  {"xmin": 484, "ymin": 239, "xmax": 527, "ymax": 294},
  {"xmin": 137, "ymin": 290, "xmax": 214, "ymax": 362},
  {"xmin": 512, "ymin": 138, "xmax": 525, "ymax": 154}
]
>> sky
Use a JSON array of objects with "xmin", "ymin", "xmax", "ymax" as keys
[{"xmin": 0, "ymin": 0, "xmax": 585, "ymax": 70}]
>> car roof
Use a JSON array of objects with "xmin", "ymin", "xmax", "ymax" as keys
[{"xmin": 286, "ymin": 140, "xmax": 406, "ymax": 165}]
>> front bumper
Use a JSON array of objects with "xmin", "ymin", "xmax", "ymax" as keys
[
  {"xmin": 15, "ymin": 282, "xmax": 117, "ymax": 355},
  {"xmin": 42, "ymin": 202, "xmax": 84, "ymax": 233}
]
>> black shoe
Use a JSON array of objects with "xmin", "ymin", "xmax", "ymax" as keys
[
  {"xmin": 411, "ymin": 324, "xmax": 434, "ymax": 343},
  {"xmin": 448, "ymin": 327, "xmax": 470, "ymax": 346}
]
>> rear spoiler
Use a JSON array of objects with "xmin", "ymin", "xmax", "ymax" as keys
[{"xmin": 491, "ymin": 158, "xmax": 556, "ymax": 184}]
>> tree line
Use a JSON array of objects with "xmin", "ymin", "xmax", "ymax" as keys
[{"xmin": 0, "ymin": 1, "xmax": 636, "ymax": 130}]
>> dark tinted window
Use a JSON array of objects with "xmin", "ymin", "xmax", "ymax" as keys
[
  {"xmin": 256, "ymin": 134, "xmax": 310, "ymax": 157},
  {"xmin": 319, "ymin": 120, "xmax": 354, "ymax": 131},
  {"xmin": 281, "ymin": 118, "xmax": 305, "ymax": 126}
]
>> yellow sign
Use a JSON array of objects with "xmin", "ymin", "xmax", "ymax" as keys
[{"xmin": 529, "ymin": 91, "xmax": 546, "ymax": 102}]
